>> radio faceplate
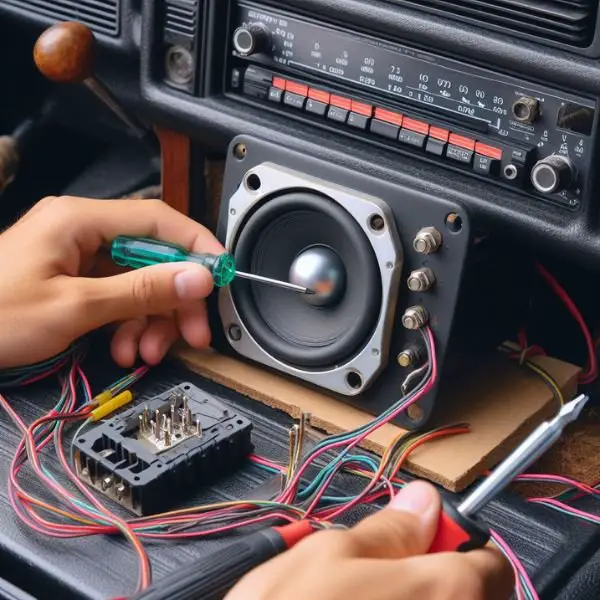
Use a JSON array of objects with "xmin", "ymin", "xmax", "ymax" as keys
[{"xmin": 225, "ymin": 1, "xmax": 598, "ymax": 212}]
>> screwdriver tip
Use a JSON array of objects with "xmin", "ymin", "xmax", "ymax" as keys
[{"xmin": 557, "ymin": 394, "xmax": 589, "ymax": 425}]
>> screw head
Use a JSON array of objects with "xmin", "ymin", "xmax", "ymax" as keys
[
  {"xmin": 413, "ymin": 227, "xmax": 442, "ymax": 254},
  {"xmin": 398, "ymin": 350, "xmax": 414, "ymax": 368},
  {"xmin": 402, "ymin": 306, "xmax": 429, "ymax": 330},
  {"xmin": 407, "ymin": 268, "xmax": 436, "ymax": 292},
  {"xmin": 228, "ymin": 324, "xmax": 242, "ymax": 342}
]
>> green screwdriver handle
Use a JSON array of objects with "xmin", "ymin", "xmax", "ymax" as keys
[{"xmin": 111, "ymin": 236, "xmax": 237, "ymax": 288}]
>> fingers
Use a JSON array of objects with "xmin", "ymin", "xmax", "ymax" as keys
[
  {"xmin": 176, "ymin": 301, "xmax": 212, "ymax": 349},
  {"xmin": 138, "ymin": 317, "xmax": 180, "ymax": 365},
  {"xmin": 111, "ymin": 318, "xmax": 147, "ymax": 367},
  {"xmin": 36, "ymin": 196, "xmax": 225, "ymax": 255},
  {"xmin": 343, "ymin": 481, "xmax": 442, "ymax": 559},
  {"xmin": 73, "ymin": 262, "xmax": 214, "ymax": 328},
  {"xmin": 464, "ymin": 545, "xmax": 516, "ymax": 600}
]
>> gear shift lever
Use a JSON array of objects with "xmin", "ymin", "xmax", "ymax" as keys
[{"xmin": 34, "ymin": 22, "xmax": 150, "ymax": 142}]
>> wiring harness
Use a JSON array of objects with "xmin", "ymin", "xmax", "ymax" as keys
[{"xmin": 0, "ymin": 322, "xmax": 597, "ymax": 600}]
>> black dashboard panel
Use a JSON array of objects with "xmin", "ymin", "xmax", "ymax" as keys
[
  {"xmin": 225, "ymin": 2, "xmax": 597, "ymax": 212},
  {"xmin": 0, "ymin": 0, "xmax": 143, "ymax": 52},
  {"xmin": 137, "ymin": 0, "xmax": 600, "ymax": 268}
]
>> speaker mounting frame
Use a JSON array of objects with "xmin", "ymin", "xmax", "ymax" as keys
[{"xmin": 218, "ymin": 162, "xmax": 404, "ymax": 396}]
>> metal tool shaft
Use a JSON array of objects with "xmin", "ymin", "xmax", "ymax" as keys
[
  {"xmin": 235, "ymin": 270, "xmax": 311, "ymax": 294},
  {"xmin": 458, "ymin": 394, "xmax": 589, "ymax": 517}
]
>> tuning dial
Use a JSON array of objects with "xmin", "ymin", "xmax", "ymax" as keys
[
  {"xmin": 531, "ymin": 156, "xmax": 575, "ymax": 195},
  {"xmin": 512, "ymin": 96, "xmax": 540, "ymax": 124},
  {"xmin": 233, "ymin": 23, "xmax": 272, "ymax": 57}
]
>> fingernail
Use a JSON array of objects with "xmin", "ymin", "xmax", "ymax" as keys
[
  {"xmin": 390, "ymin": 481, "xmax": 436, "ymax": 516},
  {"xmin": 174, "ymin": 270, "xmax": 202, "ymax": 300}
]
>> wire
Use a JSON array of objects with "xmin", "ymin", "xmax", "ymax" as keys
[
  {"xmin": 535, "ymin": 262, "xmax": 597, "ymax": 385},
  {"xmin": 0, "ymin": 324, "xmax": 543, "ymax": 600}
]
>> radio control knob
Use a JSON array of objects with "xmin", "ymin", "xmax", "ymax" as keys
[
  {"xmin": 233, "ymin": 24, "xmax": 272, "ymax": 57},
  {"xmin": 531, "ymin": 155, "xmax": 575, "ymax": 195},
  {"xmin": 512, "ymin": 96, "xmax": 540, "ymax": 124}
]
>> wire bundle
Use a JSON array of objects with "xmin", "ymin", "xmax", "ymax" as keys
[{"xmin": 0, "ymin": 325, "xmax": 558, "ymax": 600}]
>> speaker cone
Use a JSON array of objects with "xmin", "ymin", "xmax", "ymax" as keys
[{"xmin": 231, "ymin": 192, "xmax": 382, "ymax": 369}]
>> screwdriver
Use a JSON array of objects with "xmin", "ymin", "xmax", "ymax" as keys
[
  {"xmin": 131, "ymin": 520, "xmax": 317, "ymax": 600},
  {"xmin": 429, "ymin": 393, "xmax": 589, "ymax": 553},
  {"xmin": 111, "ymin": 236, "xmax": 311, "ymax": 294}
]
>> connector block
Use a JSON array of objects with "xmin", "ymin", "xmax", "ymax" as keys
[{"xmin": 73, "ymin": 383, "xmax": 253, "ymax": 515}]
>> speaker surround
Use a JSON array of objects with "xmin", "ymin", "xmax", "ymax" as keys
[{"xmin": 219, "ymin": 163, "xmax": 403, "ymax": 396}]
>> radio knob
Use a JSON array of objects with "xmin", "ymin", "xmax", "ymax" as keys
[
  {"xmin": 512, "ymin": 96, "xmax": 539, "ymax": 124},
  {"xmin": 531, "ymin": 155, "xmax": 574, "ymax": 195},
  {"xmin": 233, "ymin": 23, "xmax": 272, "ymax": 57}
]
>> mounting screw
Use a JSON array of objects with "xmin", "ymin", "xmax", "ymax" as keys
[
  {"xmin": 397, "ymin": 347, "xmax": 423, "ymax": 368},
  {"xmin": 413, "ymin": 227, "xmax": 442, "ymax": 254},
  {"xmin": 228, "ymin": 324, "xmax": 242, "ymax": 342},
  {"xmin": 407, "ymin": 268, "xmax": 436, "ymax": 292},
  {"xmin": 402, "ymin": 306, "xmax": 429, "ymax": 330}
]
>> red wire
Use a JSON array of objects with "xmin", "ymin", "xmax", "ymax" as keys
[{"xmin": 535, "ymin": 262, "xmax": 597, "ymax": 384}]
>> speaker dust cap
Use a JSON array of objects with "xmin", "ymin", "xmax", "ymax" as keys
[{"xmin": 219, "ymin": 164, "xmax": 403, "ymax": 396}]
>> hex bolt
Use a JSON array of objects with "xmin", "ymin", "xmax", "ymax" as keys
[
  {"xmin": 407, "ymin": 268, "xmax": 436, "ymax": 292},
  {"xmin": 401, "ymin": 306, "xmax": 429, "ymax": 330},
  {"xmin": 397, "ymin": 347, "xmax": 423, "ymax": 368},
  {"xmin": 413, "ymin": 227, "xmax": 442, "ymax": 254}
]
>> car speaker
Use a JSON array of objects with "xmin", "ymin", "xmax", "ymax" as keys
[{"xmin": 212, "ymin": 135, "xmax": 528, "ymax": 429}]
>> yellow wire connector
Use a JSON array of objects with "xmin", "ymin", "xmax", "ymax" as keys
[
  {"xmin": 90, "ymin": 391, "xmax": 134, "ymax": 421},
  {"xmin": 93, "ymin": 390, "xmax": 114, "ymax": 406}
]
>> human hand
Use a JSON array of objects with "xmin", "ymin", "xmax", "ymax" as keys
[
  {"xmin": 0, "ymin": 195, "xmax": 225, "ymax": 369},
  {"xmin": 226, "ymin": 481, "xmax": 515, "ymax": 600}
]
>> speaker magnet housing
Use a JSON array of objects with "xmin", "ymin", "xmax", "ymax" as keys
[{"xmin": 218, "ymin": 163, "xmax": 403, "ymax": 396}]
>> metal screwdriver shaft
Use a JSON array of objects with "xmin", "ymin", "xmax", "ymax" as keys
[
  {"xmin": 458, "ymin": 393, "xmax": 589, "ymax": 517},
  {"xmin": 429, "ymin": 393, "xmax": 589, "ymax": 554},
  {"xmin": 111, "ymin": 236, "xmax": 311, "ymax": 294}
]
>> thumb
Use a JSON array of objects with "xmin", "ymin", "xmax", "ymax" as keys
[
  {"xmin": 346, "ymin": 481, "xmax": 441, "ymax": 560},
  {"xmin": 79, "ymin": 262, "xmax": 214, "ymax": 326}
]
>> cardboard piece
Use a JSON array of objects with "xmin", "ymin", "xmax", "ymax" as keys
[{"xmin": 175, "ymin": 347, "xmax": 580, "ymax": 492}]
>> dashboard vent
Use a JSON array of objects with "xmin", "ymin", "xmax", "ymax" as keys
[
  {"xmin": 164, "ymin": 0, "xmax": 199, "ymax": 42},
  {"xmin": 3, "ymin": 0, "xmax": 120, "ymax": 37},
  {"xmin": 385, "ymin": 0, "xmax": 598, "ymax": 47}
]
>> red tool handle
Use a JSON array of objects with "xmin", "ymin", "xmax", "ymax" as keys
[
  {"xmin": 132, "ymin": 520, "xmax": 314, "ymax": 600},
  {"xmin": 429, "ymin": 500, "xmax": 490, "ymax": 553}
]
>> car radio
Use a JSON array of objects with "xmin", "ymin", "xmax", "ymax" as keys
[{"xmin": 224, "ymin": 2, "xmax": 598, "ymax": 213}]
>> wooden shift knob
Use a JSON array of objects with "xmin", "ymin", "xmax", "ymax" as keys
[{"xmin": 34, "ymin": 22, "xmax": 94, "ymax": 83}]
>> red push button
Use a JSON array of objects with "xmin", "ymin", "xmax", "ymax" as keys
[
  {"xmin": 374, "ymin": 108, "xmax": 403, "ymax": 127},
  {"xmin": 309, "ymin": 88, "xmax": 331, "ymax": 104},
  {"xmin": 449, "ymin": 134, "xmax": 476, "ymax": 151},
  {"xmin": 429, "ymin": 127, "xmax": 450, "ymax": 142},
  {"xmin": 403, "ymin": 118, "xmax": 429, "ymax": 136},
  {"xmin": 351, "ymin": 100, "xmax": 373, "ymax": 117},
  {"xmin": 475, "ymin": 143, "xmax": 503, "ymax": 161},
  {"xmin": 272, "ymin": 77, "xmax": 287, "ymax": 90},
  {"xmin": 286, "ymin": 81, "xmax": 309, "ymax": 96},
  {"xmin": 331, "ymin": 95, "xmax": 352, "ymax": 110}
]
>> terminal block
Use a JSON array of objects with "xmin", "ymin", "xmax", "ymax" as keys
[{"xmin": 73, "ymin": 383, "xmax": 253, "ymax": 515}]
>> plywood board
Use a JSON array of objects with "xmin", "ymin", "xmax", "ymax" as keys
[{"xmin": 174, "ymin": 347, "xmax": 580, "ymax": 492}]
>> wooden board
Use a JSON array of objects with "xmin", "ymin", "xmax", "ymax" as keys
[{"xmin": 175, "ymin": 347, "xmax": 580, "ymax": 492}]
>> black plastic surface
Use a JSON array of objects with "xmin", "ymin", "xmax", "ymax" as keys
[
  {"xmin": 0, "ymin": 352, "xmax": 599, "ymax": 599},
  {"xmin": 73, "ymin": 383, "xmax": 253, "ymax": 515}
]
